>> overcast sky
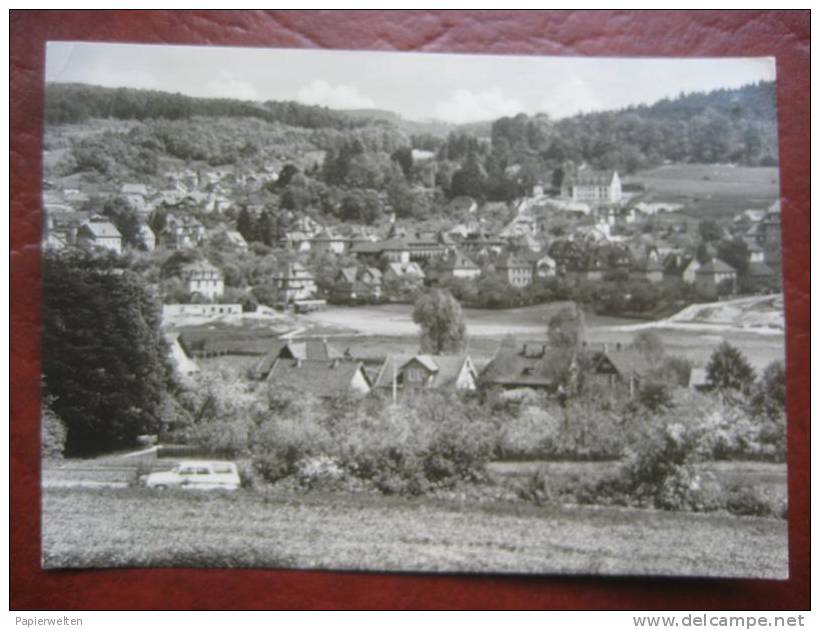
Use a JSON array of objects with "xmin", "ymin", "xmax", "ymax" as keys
[{"xmin": 46, "ymin": 42, "xmax": 776, "ymax": 124}]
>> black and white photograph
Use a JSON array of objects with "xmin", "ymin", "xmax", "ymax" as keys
[{"xmin": 40, "ymin": 42, "xmax": 787, "ymax": 578}]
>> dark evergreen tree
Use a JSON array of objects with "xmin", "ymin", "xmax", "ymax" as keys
[
  {"xmin": 42, "ymin": 249, "xmax": 173, "ymax": 455},
  {"xmin": 236, "ymin": 205, "xmax": 256, "ymax": 243}
]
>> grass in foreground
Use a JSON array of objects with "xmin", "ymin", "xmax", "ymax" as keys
[{"xmin": 41, "ymin": 486, "xmax": 787, "ymax": 578}]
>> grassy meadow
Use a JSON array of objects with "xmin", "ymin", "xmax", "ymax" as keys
[
  {"xmin": 624, "ymin": 164, "xmax": 780, "ymax": 218},
  {"xmin": 41, "ymin": 486, "xmax": 788, "ymax": 578}
]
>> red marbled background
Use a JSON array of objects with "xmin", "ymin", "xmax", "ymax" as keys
[{"xmin": 10, "ymin": 10, "xmax": 810, "ymax": 610}]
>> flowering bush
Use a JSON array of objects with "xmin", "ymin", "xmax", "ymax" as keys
[{"xmin": 295, "ymin": 455, "xmax": 346, "ymax": 490}]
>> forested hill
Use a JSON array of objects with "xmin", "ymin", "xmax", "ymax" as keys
[
  {"xmin": 45, "ymin": 82, "xmax": 368, "ymax": 129},
  {"xmin": 489, "ymin": 81, "xmax": 779, "ymax": 170}
]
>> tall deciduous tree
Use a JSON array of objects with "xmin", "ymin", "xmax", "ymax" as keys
[
  {"xmin": 42, "ymin": 249, "xmax": 173, "ymax": 455},
  {"xmin": 547, "ymin": 304, "xmax": 585, "ymax": 349},
  {"xmin": 705, "ymin": 340, "xmax": 756, "ymax": 394},
  {"xmin": 412, "ymin": 289, "xmax": 467, "ymax": 355}
]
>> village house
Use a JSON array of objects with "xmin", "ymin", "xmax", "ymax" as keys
[
  {"xmin": 331, "ymin": 266, "xmax": 383, "ymax": 303},
  {"xmin": 374, "ymin": 354, "xmax": 478, "ymax": 394},
  {"xmin": 496, "ymin": 254, "xmax": 533, "ymax": 288},
  {"xmin": 746, "ymin": 260, "xmax": 776, "ymax": 291},
  {"xmin": 586, "ymin": 343, "xmax": 655, "ymax": 397},
  {"xmin": 266, "ymin": 358, "xmax": 372, "ymax": 397},
  {"xmin": 350, "ymin": 238, "xmax": 413, "ymax": 265},
  {"xmin": 43, "ymin": 231, "xmax": 67, "ymax": 250},
  {"xmin": 694, "ymin": 259, "xmax": 737, "ymax": 294},
  {"xmin": 480, "ymin": 342, "xmax": 578, "ymax": 393},
  {"xmin": 530, "ymin": 252, "xmax": 557, "ymax": 278},
  {"xmin": 681, "ymin": 257, "xmax": 702, "ymax": 284},
  {"xmin": 121, "ymin": 183, "xmax": 150, "ymax": 213},
  {"xmin": 279, "ymin": 230, "xmax": 313, "ymax": 253},
  {"xmin": 441, "ymin": 250, "xmax": 481, "ymax": 280},
  {"xmin": 359, "ymin": 267, "xmax": 383, "ymax": 300},
  {"xmin": 383, "ymin": 261, "xmax": 425, "ymax": 289},
  {"xmin": 631, "ymin": 258, "xmax": 665, "ymax": 283},
  {"xmin": 161, "ymin": 214, "xmax": 206, "ymax": 249},
  {"xmin": 76, "ymin": 216, "xmax": 122, "ymax": 254},
  {"xmin": 562, "ymin": 169, "xmax": 622, "ymax": 206},
  {"xmin": 139, "ymin": 224, "xmax": 157, "ymax": 251},
  {"xmin": 272, "ymin": 261, "xmax": 317, "ymax": 303},
  {"xmin": 460, "ymin": 232, "xmax": 505, "ymax": 257},
  {"xmin": 311, "ymin": 226, "xmax": 348, "ymax": 255},
  {"xmin": 406, "ymin": 231, "xmax": 449, "ymax": 261},
  {"xmin": 253, "ymin": 338, "xmax": 345, "ymax": 380},
  {"xmin": 180, "ymin": 260, "xmax": 224, "ymax": 300},
  {"xmin": 743, "ymin": 238, "xmax": 766, "ymax": 263},
  {"xmin": 481, "ymin": 341, "xmax": 654, "ymax": 398},
  {"xmin": 633, "ymin": 200, "xmax": 685, "ymax": 216},
  {"xmin": 381, "ymin": 239, "xmax": 413, "ymax": 264},
  {"xmin": 222, "ymin": 230, "xmax": 249, "ymax": 252}
]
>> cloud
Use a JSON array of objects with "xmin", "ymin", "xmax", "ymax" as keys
[
  {"xmin": 540, "ymin": 77, "xmax": 606, "ymax": 118},
  {"xmin": 433, "ymin": 88, "xmax": 524, "ymax": 124},
  {"xmin": 296, "ymin": 79, "xmax": 376, "ymax": 110},
  {"xmin": 203, "ymin": 73, "xmax": 259, "ymax": 101}
]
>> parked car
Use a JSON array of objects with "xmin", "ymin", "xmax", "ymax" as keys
[{"xmin": 140, "ymin": 460, "xmax": 241, "ymax": 491}]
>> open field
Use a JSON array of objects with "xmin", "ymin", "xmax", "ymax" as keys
[
  {"xmin": 41, "ymin": 486, "xmax": 787, "ymax": 578},
  {"xmin": 624, "ymin": 164, "xmax": 780, "ymax": 218},
  {"xmin": 297, "ymin": 301, "xmax": 785, "ymax": 372},
  {"xmin": 300, "ymin": 302, "xmax": 634, "ymax": 338}
]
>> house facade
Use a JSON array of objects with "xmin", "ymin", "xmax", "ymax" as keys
[
  {"xmin": 563, "ymin": 170, "xmax": 622, "ymax": 206},
  {"xmin": 443, "ymin": 251, "xmax": 481, "ymax": 280},
  {"xmin": 272, "ymin": 261, "xmax": 317, "ymax": 303},
  {"xmin": 76, "ymin": 218, "xmax": 122, "ymax": 254},
  {"xmin": 374, "ymin": 355, "xmax": 478, "ymax": 394},
  {"xmin": 496, "ymin": 255, "xmax": 533, "ymax": 287},
  {"xmin": 181, "ymin": 260, "xmax": 224, "ymax": 299},
  {"xmin": 694, "ymin": 259, "xmax": 737, "ymax": 294}
]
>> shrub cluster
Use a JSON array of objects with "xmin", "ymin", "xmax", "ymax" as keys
[{"xmin": 245, "ymin": 388, "xmax": 496, "ymax": 496}]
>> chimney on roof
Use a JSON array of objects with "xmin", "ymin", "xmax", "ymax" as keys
[
  {"xmin": 295, "ymin": 358, "xmax": 302, "ymax": 368},
  {"xmin": 603, "ymin": 343, "xmax": 608, "ymax": 354}
]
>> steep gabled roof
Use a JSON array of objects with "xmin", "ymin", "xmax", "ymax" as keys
[
  {"xmin": 267, "ymin": 358, "xmax": 369, "ymax": 395},
  {"xmin": 80, "ymin": 220, "xmax": 121, "ymax": 239},
  {"xmin": 374, "ymin": 354, "xmax": 475, "ymax": 389},
  {"xmin": 444, "ymin": 250, "xmax": 479, "ymax": 271},
  {"xmin": 747, "ymin": 261, "xmax": 775, "ymax": 277},
  {"xmin": 568, "ymin": 170, "xmax": 618, "ymax": 187},
  {"xmin": 337, "ymin": 267, "xmax": 358, "ymax": 284},
  {"xmin": 592, "ymin": 348, "xmax": 653, "ymax": 378},
  {"xmin": 496, "ymin": 254, "xmax": 530, "ymax": 270},
  {"xmin": 697, "ymin": 258, "xmax": 736, "ymax": 275},
  {"xmin": 253, "ymin": 338, "xmax": 344, "ymax": 379},
  {"xmin": 480, "ymin": 344, "xmax": 575, "ymax": 388}
]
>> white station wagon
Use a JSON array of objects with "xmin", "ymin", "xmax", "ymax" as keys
[{"xmin": 141, "ymin": 460, "xmax": 241, "ymax": 491}]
